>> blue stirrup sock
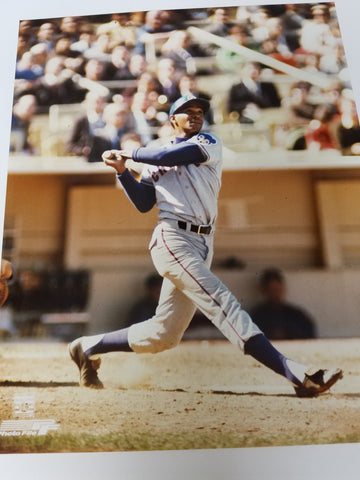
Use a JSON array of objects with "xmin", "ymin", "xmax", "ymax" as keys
[
  {"xmin": 244, "ymin": 333, "xmax": 305, "ymax": 386},
  {"xmin": 83, "ymin": 327, "xmax": 133, "ymax": 357},
  {"xmin": 81, "ymin": 330, "xmax": 306, "ymax": 386}
]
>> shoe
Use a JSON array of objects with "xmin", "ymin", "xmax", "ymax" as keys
[
  {"xmin": 69, "ymin": 338, "xmax": 104, "ymax": 389},
  {"xmin": 294, "ymin": 367, "xmax": 343, "ymax": 398}
]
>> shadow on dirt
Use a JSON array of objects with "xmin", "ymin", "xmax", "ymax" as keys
[{"xmin": 0, "ymin": 380, "xmax": 78, "ymax": 388}]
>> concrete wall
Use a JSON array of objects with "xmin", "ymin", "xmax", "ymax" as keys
[
  {"xmin": 4, "ymin": 167, "xmax": 360, "ymax": 338},
  {"xmin": 86, "ymin": 268, "xmax": 360, "ymax": 338}
]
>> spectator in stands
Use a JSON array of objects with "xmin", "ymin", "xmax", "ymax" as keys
[
  {"xmin": 278, "ymin": 81, "xmax": 319, "ymax": 150},
  {"xmin": 66, "ymin": 90, "xmax": 109, "ymax": 162},
  {"xmin": 126, "ymin": 273, "xmax": 162, "ymax": 326},
  {"xmin": 70, "ymin": 24, "xmax": 97, "ymax": 55},
  {"xmin": 83, "ymin": 33, "xmax": 113, "ymax": 62},
  {"xmin": 111, "ymin": 53, "xmax": 148, "ymax": 81},
  {"xmin": 29, "ymin": 43, "xmax": 49, "ymax": 76},
  {"xmin": 14, "ymin": 44, "xmax": 46, "ymax": 100},
  {"xmin": 260, "ymin": 37, "xmax": 298, "ymax": 68},
  {"xmin": 336, "ymin": 92, "xmax": 360, "ymax": 155},
  {"xmin": 299, "ymin": 3, "xmax": 335, "ymax": 56},
  {"xmin": 16, "ymin": 48, "xmax": 46, "ymax": 82},
  {"xmin": 104, "ymin": 45, "xmax": 132, "ymax": 80},
  {"xmin": 318, "ymin": 38, "xmax": 347, "ymax": 75},
  {"xmin": 248, "ymin": 7, "xmax": 271, "ymax": 46},
  {"xmin": 96, "ymin": 13, "xmax": 135, "ymax": 48},
  {"xmin": 121, "ymin": 71, "xmax": 163, "ymax": 107},
  {"xmin": 53, "ymin": 34, "xmax": 81, "ymax": 58},
  {"xmin": 83, "ymin": 58, "xmax": 108, "ymax": 82},
  {"xmin": 147, "ymin": 120, "xmax": 174, "ymax": 147},
  {"xmin": 135, "ymin": 72, "xmax": 162, "ymax": 99},
  {"xmin": 156, "ymin": 57, "xmax": 182, "ymax": 105},
  {"xmin": 205, "ymin": 7, "xmax": 232, "ymax": 37},
  {"xmin": 250, "ymin": 268, "xmax": 316, "ymax": 340},
  {"xmin": 305, "ymin": 102, "xmax": 340, "ymax": 151},
  {"xmin": 299, "ymin": 52, "xmax": 321, "ymax": 73},
  {"xmin": 97, "ymin": 101, "xmax": 135, "ymax": 149},
  {"xmin": 279, "ymin": 4, "xmax": 305, "ymax": 52},
  {"xmin": 63, "ymin": 55, "xmax": 87, "ymax": 78},
  {"xmin": 18, "ymin": 20, "xmax": 37, "ymax": 47},
  {"xmin": 131, "ymin": 91, "xmax": 162, "ymax": 145},
  {"xmin": 10, "ymin": 94, "xmax": 38, "ymax": 154},
  {"xmin": 235, "ymin": 5, "xmax": 258, "ymax": 24},
  {"xmin": 17, "ymin": 33, "xmax": 32, "ymax": 61},
  {"xmin": 228, "ymin": 61, "xmax": 281, "ymax": 123},
  {"xmin": 160, "ymin": 29, "xmax": 198, "ymax": 72},
  {"xmin": 262, "ymin": 16, "xmax": 293, "ymax": 55},
  {"xmin": 133, "ymin": 10, "xmax": 174, "ymax": 56},
  {"xmin": 323, "ymin": 80, "xmax": 344, "ymax": 116},
  {"xmin": 59, "ymin": 16, "xmax": 82, "ymax": 43},
  {"xmin": 120, "ymin": 131, "xmax": 143, "ymax": 151},
  {"xmin": 33, "ymin": 55, "xmax": 85, "ymax": 111},
  {"xmin": 36, "ymin": 21, "xmax": 58, "ymax": 52},
  {"xmin": 11, "ymin": 9, "xmax": 350, "ymax": 159}
]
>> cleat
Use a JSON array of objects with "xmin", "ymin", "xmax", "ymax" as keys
[
  {"xmin": 69, "ymin": 338, "xmax": 104, "ymax": 389},
  {"xmin": 294, "ymin": 367, "xmax": 343, "ymax": 398}
]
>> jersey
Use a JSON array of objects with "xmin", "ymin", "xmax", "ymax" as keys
[{"xmin": 140, "ymin": 131, "xmax": 222, "ymax": 226}]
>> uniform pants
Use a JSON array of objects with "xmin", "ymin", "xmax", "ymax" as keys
[{"xmin": 128, "ymin": 221, "xmax": 262, "ymax": 353}]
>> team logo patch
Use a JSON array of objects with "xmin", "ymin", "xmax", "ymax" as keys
[{"xmin": 196, "ymin": 133, "xmax": 216, "ymax": 145}]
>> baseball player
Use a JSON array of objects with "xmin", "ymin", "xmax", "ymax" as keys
[
  {"xmin": 0, "ymin": 259, "xmax": 14, "ymax": 307},
  {"xmin": 69, "ymin": 95, "xmax": 342, "ymax": 397}
]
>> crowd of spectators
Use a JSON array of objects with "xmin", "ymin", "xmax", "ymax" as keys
[{"xmin": 10, "ymin": 4, "xmax": 360, "ymax": 159}]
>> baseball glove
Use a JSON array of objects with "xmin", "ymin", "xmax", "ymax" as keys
[{"xmin": 0, "ymin": 278, "xmax": 9, "ymax": 307}]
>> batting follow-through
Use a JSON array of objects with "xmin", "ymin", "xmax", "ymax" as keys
[{"xmin": 69, "ymin": 94, "xmax": 343, "ymax": 398}]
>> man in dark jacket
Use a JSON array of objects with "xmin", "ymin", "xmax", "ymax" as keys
[{"xmin": 228, "ymin": 61, "xmax": 281, "ymax": 123}]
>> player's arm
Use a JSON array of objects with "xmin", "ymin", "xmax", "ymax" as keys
[
  {"xmin": 117, "ymin": 170, "xmax": 156, "ymax": 213},
  {"xmin": 123, "ymin": 142, "xmax": 207, "ymax": 167},
  {"xmin": 102, "ymin": 150, "xmax": 156, "ymax": 213}
]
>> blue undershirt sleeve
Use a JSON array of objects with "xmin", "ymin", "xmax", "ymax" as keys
[
  {"xmin": 132, "ymin": 142, "xmax": 207, "ymax": 166},
  {"xmin": 117, "ymin": 170, "xmax": 156, "ymax": 213}
]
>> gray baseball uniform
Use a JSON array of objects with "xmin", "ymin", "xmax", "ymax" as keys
[
  {"xmin": 69, "ymin": 96, "xmax": 343, "ymax": 396},
  {"xmin": 127, "ymin": 130, "xmax": 262, "ymax": 353}
]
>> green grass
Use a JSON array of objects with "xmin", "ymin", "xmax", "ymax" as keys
[{"xmin": 1, "ymin": 430, "xmax": 359, "ymax": 453}]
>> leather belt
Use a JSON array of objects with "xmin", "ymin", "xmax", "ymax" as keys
[{"xmin": 178, "ymin": 221, "xmax": 212, "ymax": 235}]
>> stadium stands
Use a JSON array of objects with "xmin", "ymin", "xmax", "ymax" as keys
[{"xmin": 10, "ymin": 5, "xmax": 357, "ymax": 160}]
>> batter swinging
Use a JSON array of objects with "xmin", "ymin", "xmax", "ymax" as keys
[{"xmin": 69, "ymin": 95, "xmax": 342, "ymax": 397}]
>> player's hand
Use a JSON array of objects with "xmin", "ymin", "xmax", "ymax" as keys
[{"xmin": 102, "ymin": 150, "xmax": 128, "ymax": 174}]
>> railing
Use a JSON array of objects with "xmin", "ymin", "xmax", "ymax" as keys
[{"xmin": 187, "ymin": 26, "xmax": 337, "ymax": 89}]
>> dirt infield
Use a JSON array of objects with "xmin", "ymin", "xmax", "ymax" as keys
[{"xmin": 0, "ymin": 338, "xmax": 359, "ymax": 453}]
